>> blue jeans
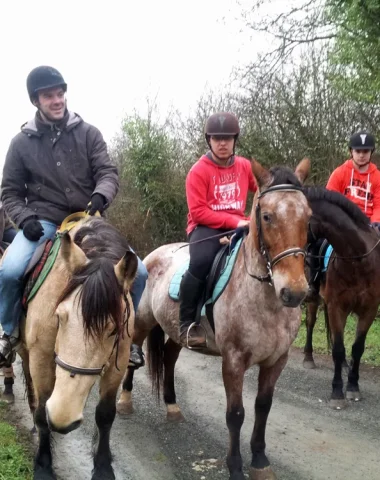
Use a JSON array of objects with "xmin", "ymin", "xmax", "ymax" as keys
[
  {"xmin": 130, "ymin": 254, "xmax": 148, "ymax": 314},
  {"xmin": 0, "ymin": 221, "xmax": 57, "ymax": 335}
]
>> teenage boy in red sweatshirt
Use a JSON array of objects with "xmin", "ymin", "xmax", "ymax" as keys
[
  {"xmin": 308, "ymin": 130, "xmax": 380, "ymax": 298},
  {"xmin": 179, "ymin": 112, "xmax": 257, "ymax": 348}
]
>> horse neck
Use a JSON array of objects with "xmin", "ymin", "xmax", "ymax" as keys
[{"xmin": 313, "ymin": 220, "xmax": 375, "ymax": 259}]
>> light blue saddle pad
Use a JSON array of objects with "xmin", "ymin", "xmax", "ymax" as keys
[
  {"xmin": 168, "ymin": 238, "xmax": 243, "ymax": 308},
  {"xmin": 322, "ymin": 244, "xmax": 333, "ymax": 272}
]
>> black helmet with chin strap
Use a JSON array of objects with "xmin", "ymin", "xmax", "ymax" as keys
[
  {"xmin": 26, "ymin": 66, "xmax": 67, "ymax": 103},
  {"xmin": 349, "ymin": 131, "xmax": 375, "ymax": 151}
]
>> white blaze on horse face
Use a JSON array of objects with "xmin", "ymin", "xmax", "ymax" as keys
[{"xmin": 261, "ymin": 192, "xmax": 310, "ymax": 306}]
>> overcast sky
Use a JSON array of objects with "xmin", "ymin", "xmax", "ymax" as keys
[{"xmin": 0, "ymin": 0, "xmax": 285, "ymax": 173}]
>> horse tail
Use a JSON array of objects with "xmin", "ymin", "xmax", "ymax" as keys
[
  {"xmin": 147, "ymin": 324, "xmax": 165, "ymax": 400},
  {"xmin": 324, "ymin": 302, "xmax": 332, "ymax": 351}
]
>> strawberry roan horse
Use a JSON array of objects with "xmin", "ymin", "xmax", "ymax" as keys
[
  {"xmin": 118, "ymin": 159, "xmax": 312, "ymax": 480},
  {"xmin": 16, "ymin": 218, "xmax": 137, "ymax": 480}
]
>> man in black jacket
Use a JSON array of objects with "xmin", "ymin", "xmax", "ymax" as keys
[{"xmin": 0, "ymin": 66, "xmax": 147, "ymax": 366}]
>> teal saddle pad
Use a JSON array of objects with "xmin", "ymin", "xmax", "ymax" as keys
[
  {"xmin": 322, "ymin": 244, "xmax": 333, "ymax": 272},
  {"xmin": 168, "ymin": 238, "xmax": 243, "ymax": 307}
]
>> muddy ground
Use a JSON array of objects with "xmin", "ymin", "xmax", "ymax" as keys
[{"xmin": 2, "ymin": 347, "xmax": 379, "ymax": 480}]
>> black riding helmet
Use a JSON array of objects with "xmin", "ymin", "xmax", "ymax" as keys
[
  {"xmin": 349, "ymin": 131, "xmax": 375, "ymax": 151},
  {"xmin": 26, "ymin": 66, "xmax": 67, "ymax": 103}
]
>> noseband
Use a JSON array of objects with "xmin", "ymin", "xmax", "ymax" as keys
[
  {"xmin": 54, "ymin": 293, "xmax": 131, "ymax": 378},
  {"xmin": 245, "ymin": 184, "xmax": 306, "ymax": 284}
]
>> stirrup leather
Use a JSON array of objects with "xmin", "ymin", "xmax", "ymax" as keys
[{"xmin": 186, "ymin": 322, "xmax": 208, "ymax": 350}]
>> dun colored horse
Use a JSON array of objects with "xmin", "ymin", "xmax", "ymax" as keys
[
  {"xmin": 118, "ymin": 159, "xmax": 313, "ymax": 480},
  {"xmin": 15, "ymin": 218, "xmax": 137, "ymax": 480},
  {"xmin": 302, "ymin": 188, "xmax": 380, "ymax": 409}
]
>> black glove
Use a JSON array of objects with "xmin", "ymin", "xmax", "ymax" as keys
[
  {"xmin": 22, "ymin": 219, "xmax": 44, "ymax": 241},
  {"xmin": 88, "ymin": 193, "xmax": 107, "ymax": 216}
]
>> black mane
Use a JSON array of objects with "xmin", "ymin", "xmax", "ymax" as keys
[
  {"xmin": 57, "ymin": 218, "xmax": 131, "ymax": 340},
  {"xmin": 303, "ymin": 186, "xmax": 371, "ymax": 231}
]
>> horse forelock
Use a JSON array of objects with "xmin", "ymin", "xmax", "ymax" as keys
[
  {"xmin": 57, "ymin": 218, "xmax": 130, "ymax": 339},
  {"xmin": 57, "ymin": 258, "xmax": 124, "ymax": 340},
  {"xmin": 269, "ymin": 166, "xmax": 302, "ymax": 187}
]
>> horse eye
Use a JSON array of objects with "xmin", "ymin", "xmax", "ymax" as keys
[{"xmin": 262, "ymin": 213, "xmax": 271, "ymax": 223}]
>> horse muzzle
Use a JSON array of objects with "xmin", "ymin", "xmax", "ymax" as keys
[
  {"xmin": 46, "ymin": 400, "xmax": 84, "ymax": 434},
  {"xmin": 279, "ymin": 287, "xmax": 306, "ymax": 308}
]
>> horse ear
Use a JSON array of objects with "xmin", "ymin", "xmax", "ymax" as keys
[
  {"xmin": 251, "ymin": 159, "xmax": 273, "ymax": 188},
  {"xmin": 295, "ymin": 157, "xmax": 311, "ymax": 184},
  {"xmin": 60, "ymin": 232, "xmax": 87, "ymax": 272},
  {"xmin": 114, "ymin": 250, "xmax": 138, "ymax": 288}
]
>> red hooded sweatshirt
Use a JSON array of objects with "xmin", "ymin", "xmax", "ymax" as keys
[
  {"xmin": 326, "ymin": 159, "xmax": 380, "ymax": 222},
  {"xmin": 186, "ymin": 154, "xmax": 257, "ymax": 235}
]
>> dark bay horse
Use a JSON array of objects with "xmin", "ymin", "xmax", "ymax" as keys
[
  {"xmin": 117, "ymin": 159, "xmax": 313, "ymax": 480},
  {"xmin": 302, "ymin": 188, "xmax": 380, "ymax": 409},
  {"xmin": 15, "ymin": 217, "xmax": 137, "ymax": 480}
]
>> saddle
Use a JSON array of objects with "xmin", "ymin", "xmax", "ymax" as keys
[{"xmin": 169, "ymin": 234, "xmax": 244, "ymax": 332}]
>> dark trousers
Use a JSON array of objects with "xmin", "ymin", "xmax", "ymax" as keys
[{"xmin": 188, "ymin": 226, "xmax": 229, "ymax": 280}]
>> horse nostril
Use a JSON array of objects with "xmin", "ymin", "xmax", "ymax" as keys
[{"xmin": 280, "ymin": 288, "xmax": 291, "ymax": 303}]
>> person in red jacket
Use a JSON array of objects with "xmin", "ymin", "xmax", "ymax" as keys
[
  {"xmin": 308, "ymin": 130, "xmax": 380, "ymax": 298},
  {"xmin": 179, "ymin": 112, "xmax": 257, "ymax": 348}
]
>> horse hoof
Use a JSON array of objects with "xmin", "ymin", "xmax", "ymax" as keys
[
  {"xmin": 1, "ymin": 392, "xmax": 15, "ymax": 404},
  {"xmin": 329, "ymin": 398, "xmax": 348, "ymax": 410},
  {"xmin": 116, "ymin": 401, "xmax": 134, "ymax": 415},
  {"xmin": 166, "ymin": 410, "xmax": 185, "ymax": 423},
  {"xmin": 303, "ymin": 359, "xmax": 316, "ymax": 369},
  {"xmin": 33, "ymin": 467, "xmax": 57, "ymax": 480},
  {"xmin": 229, "ymin": 472, "xmax": 245, "ymax": 480},
  {"xmin": 346, "ymin": 390, "xmax": 361, "ymax": 402},
  {"xmin": 249, "ymin": 466, "xmax": 277, "ymax": 480}
]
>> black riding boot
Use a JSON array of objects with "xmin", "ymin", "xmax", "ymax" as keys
[{"xmin": 179, "ymin": 270, "xmax": 207, "ymax": 349}]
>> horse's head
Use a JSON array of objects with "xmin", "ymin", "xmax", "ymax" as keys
[
  {"xmin": 46, "ymin": 233, "xmax": 137, "ymax": 434},
  {"xmin": 249, "ymin": 158, "xmax": 312, "ymax": 307}
]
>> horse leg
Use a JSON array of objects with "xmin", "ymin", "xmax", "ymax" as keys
[
  {"xmin": 328, "ymin": 307, "xmax": 348, "ymax": 410},
  {"xmin": 222, "ymin": 353, "xmax": 246, "ymax": 480},
  {"xmin": 163, "ymin": 338, "xmax": 184, "ymax": 422},
  {"xmin": 92, "ymin": 361, "xmax": 128, "ymax": 480},
  {"xmin": 346, "ymin": 310, "xmax": 375, "ymax": 401},
  {"xmin": 29, "ymin": 351, "xmax": 56, "ymax": 479},
  {"xmin": 117, "ymin": 327, "xmax": 149, "ymax": 415},
  {"xmin": 303, "ymin": 299, "xmax": 319, "ymax": 369},
  {"xmin": 2, "ymin": 363, "xmax": 15, "ymax": 404},
  {"xmin": 249, "ymin": 354, "xmax": 288, "ymax": 480}
]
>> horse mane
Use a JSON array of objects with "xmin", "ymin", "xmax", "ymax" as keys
[
  {"xmin": 303, "ymin": 186, "xmax": 371, "ymax": 232},
  {"xmin": 57, "ymin": 218, "xmax": 131, "ymax": 339}
]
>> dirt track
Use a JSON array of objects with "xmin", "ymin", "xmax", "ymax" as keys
[{"xmin": 3, "ymin": 347, "xmax": 380, "ymax": 480}]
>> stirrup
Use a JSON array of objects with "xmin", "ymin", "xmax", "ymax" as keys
[{"xmin": 186, "ymin": 322, "xmax": 208, "ymax": 350}]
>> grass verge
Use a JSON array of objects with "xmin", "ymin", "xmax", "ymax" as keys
[
  {"xmin": 0, "ymin": 401, "xmax": 33, "ymax": 480},
  {"xmin": 294, "ymin": 311, "xmax": 380, "ymax": 366}
]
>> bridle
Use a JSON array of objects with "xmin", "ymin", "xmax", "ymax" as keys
[
  {"xmin": 54, "ymin": 293, "xmax": 131, "ymax": 378},
  {"xmin": 244, "ymin": 184, "xmax": 306, "ymax": 284}
]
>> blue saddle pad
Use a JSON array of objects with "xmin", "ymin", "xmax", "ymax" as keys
[
  {"xmin": 168, "ymin": 238, "xmax": 243, "ymax": 306},
  {"xmin": 323, "ymin": 244, "xmax": 333, "ymax": 272}
]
